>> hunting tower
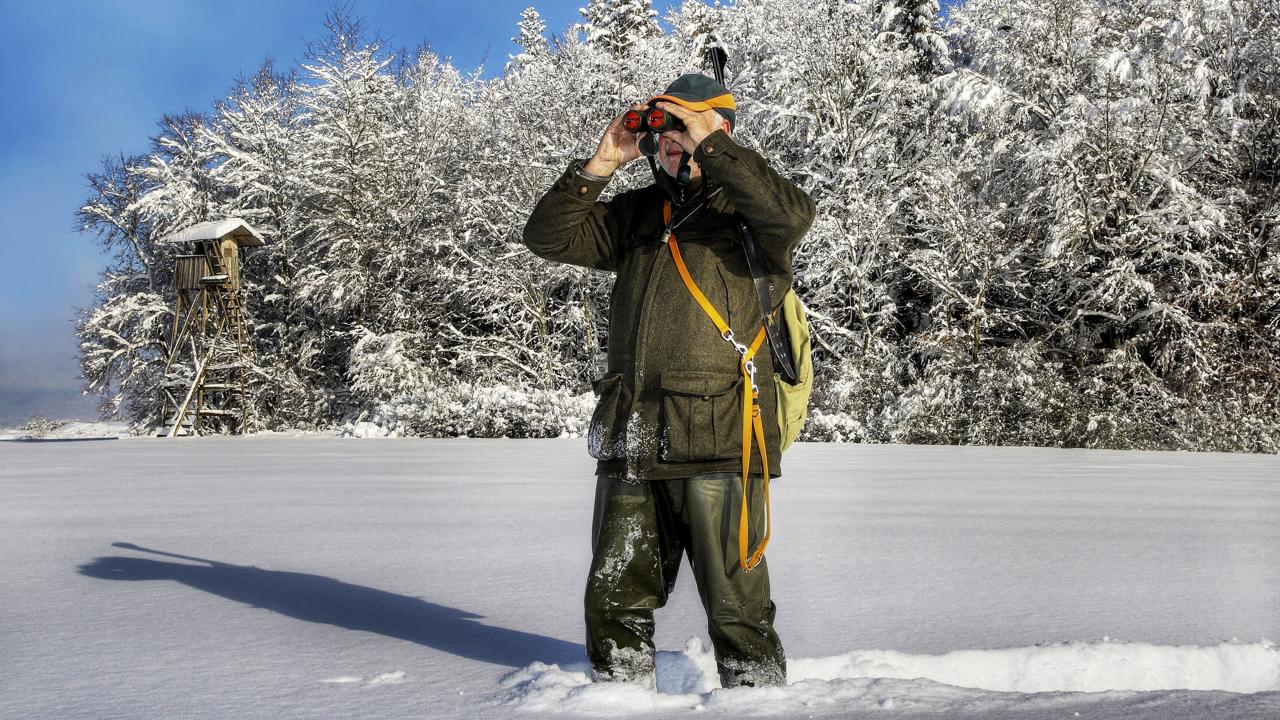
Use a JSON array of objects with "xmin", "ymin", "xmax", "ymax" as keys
[{"xmin": 157, "ymin": 218, "xmax": 265, "ymax": 436}]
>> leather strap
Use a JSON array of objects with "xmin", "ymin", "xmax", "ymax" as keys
[
  {"xmin": 738, "ymin": 329, "xmax": 770, "ymax": 572},
  {"xmin": 737, "ymin": 220, "xmax": 797, "ymax": 383}
]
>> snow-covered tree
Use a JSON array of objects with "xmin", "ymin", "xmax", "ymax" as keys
[
  {"xmin": 670, "ymin": 0, "xmax": 723, "ymax": 68},
  {"xmin": 875, "ymin": 0, "xmax": 951, "ymax": 76},
  {"xmin": 76, "ymin": 152, "xmax": 167, "ymax": 421},
  {"xmin": 75, "ymin": 0, "xmax": 1280, "ymax": 449},
  {"xmin": 580, "ymin": 0, "xmax": 662, "ymax": 57},
  {"xmin": 927, "ymin": 0, "xmax": 1280, "ymax": 448},
  {"xmin": 204, "ymin": 61, "xmax": 319, "ymax": 427},
  {"xmin": 511, "ymin": 7, "xmax": 550, "ymax": 68}
]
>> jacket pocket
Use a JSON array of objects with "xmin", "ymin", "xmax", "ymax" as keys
[
  {"xmin": 658, "ymin": 370, "xmax": 743, "ymax": 463},
  {"xmin": 587, "ymin": 373, "xmax": 625, "ymax": 460}
]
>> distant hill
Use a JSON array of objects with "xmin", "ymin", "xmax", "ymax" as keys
[{"xmin": 0, "ymin": 387, "xmax": 100, "ymax": 426}]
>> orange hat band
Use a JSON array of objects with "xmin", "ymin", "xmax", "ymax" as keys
[{"xmin": 647, "ymin": 92, "xmax": 737, "ymax": 113}]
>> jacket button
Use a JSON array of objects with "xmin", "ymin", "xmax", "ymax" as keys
[
  {"xmin": 578, "ymin": 186, "xmax": 588, "ymax": 194},
  {"xmin": 701, "ymin": 395, "xmax": 710, "ymax": 401}
]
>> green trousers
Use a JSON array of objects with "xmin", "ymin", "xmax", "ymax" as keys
[{"xmin": 584, "ymin": 472, "xmax": 786, "ymax": 688}]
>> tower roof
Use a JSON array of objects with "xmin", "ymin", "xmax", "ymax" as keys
[{"xmin": 158, "ymin": 218, "xmax": 266, "ymax": 247}]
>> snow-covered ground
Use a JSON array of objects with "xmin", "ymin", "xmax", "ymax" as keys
[{"xmin": 0, "ymin": 438, "xmax": 1276, "ymax": 719}]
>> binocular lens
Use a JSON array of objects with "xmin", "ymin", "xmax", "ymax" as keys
[{"xmin": 622, "ymin": 106, "xmax": 684, "ymax": 135}]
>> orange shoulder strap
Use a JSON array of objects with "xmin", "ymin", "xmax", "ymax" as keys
[{"xmin": 663, "ymin": 201, "xmax": 772, "ymax": 572}]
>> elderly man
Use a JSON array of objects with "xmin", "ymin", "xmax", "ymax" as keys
[{"xmin": 522, "ymin": 74, "xmax": 814, "ymax": 689}]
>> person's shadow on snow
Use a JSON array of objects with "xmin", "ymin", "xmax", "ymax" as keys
[{"xmin": 78, "ymin": 542, "xmax": 581, "ymax": 668}]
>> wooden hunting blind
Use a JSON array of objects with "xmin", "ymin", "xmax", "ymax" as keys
[{"xmin": 157, "ymin": 218, "xmax": 265, "ymax": 437}]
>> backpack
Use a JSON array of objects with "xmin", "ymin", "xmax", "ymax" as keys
[
  {"xmin": 774, "ymin": 289, "xmax": 812, "ymax": 452},
  {"xmin": 734, "ymin": 218, "xmax": 812, "ymax": 453}
]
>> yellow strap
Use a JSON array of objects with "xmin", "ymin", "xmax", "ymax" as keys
[
  {"xmin": 664, "ymin": 201, "xmax": 773, "ymax": 572},
  {"xmin": 667, "ymin": 229, "xmax": 729, "ymax": 335},
  {"xmin": 738, "ymin": 329, "xmax": 771, "ymax": 572}
]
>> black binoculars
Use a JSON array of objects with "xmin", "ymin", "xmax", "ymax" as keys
[{"xmin": 623, "ymin": 105, "xmax": 685, "ymax": 134}]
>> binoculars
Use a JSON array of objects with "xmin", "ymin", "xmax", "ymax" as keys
[{"xmin": 623, "ymin": 105, "xmax": 685, "ymax": 134}]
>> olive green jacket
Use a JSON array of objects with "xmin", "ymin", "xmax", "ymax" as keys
[{"xmin": 523, "ymin": 130, "xmax": 815, "ymax": 482}]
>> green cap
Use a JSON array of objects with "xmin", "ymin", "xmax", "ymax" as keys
[{"xmin": 649, "ymin": 74, "xmax": 736, "ymax": 129}]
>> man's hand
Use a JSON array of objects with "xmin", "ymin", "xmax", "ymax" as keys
[
  {"xmin": 584, "ymin": 104, "xmax": 647, "ymax": 178},
  {"xmin": 655, "ymin": 102, "xmax": 727, "ymax": 155}
]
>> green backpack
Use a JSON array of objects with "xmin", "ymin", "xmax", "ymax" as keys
[
  {"xmin": 774, "ymin": 288, "xmax": 813, "ymax": 452},
  {"xmin": 733, "ymin": 215, "xmax": 813, "ymax": 454}
]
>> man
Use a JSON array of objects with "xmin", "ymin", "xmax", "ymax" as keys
[{"xmin": 522, "ymin": 74, "xmax": 814, "ymax": 689}]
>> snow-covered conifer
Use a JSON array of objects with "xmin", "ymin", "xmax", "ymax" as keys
[
  {"xmin": 580, "ymin": 0, "xmax": 662, "ymax": 57},
  {"xmin": 874, "ymin": 0, "xmax": 951, "ymax": 76},
  {"xmin": 510, "ymin": 7, "xmax": 551, "ymax": 71}
]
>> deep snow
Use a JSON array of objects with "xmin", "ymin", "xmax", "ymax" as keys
[{"xmin": 0, "ymin": 437, "xmax": 1276, "ymax": 719}]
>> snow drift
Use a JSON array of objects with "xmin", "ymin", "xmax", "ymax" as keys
[{"xmin": 501, "ymin": 638, "xmax": 1280, "ymax": 715}]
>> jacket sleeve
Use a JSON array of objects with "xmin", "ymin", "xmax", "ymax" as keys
[
  {"xmin": 692, "ymin": 130, "xmax": 816, "ymax": 275},
  {"xmin": 522, "ymin": 160, "xmax": 636, "ymax": 273}
]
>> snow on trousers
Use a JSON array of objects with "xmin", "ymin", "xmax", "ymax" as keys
[{"xmin": 585, "ymin": 471, "xmax": 786, "ymax": 687}]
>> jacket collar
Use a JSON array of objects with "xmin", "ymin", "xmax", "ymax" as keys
[{"xmin": 651, "ymin": 157, "xmax": 711, "ymax": 209}]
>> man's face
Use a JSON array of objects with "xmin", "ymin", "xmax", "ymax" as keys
[
  {"xmin": 657, "ymin": 133, "xmax": 696, "ymax": 179},
  {"xmin": 657, "ymin": 114, "xmax": 730, "ymax": 180}
]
